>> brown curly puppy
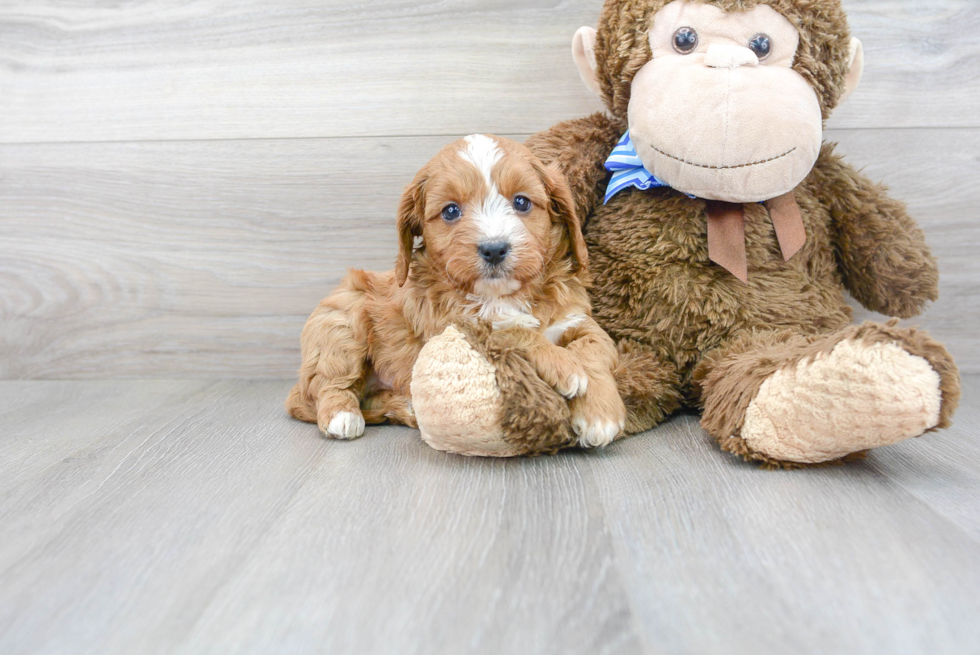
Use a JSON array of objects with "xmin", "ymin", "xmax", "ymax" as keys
[{"xmin": 286, "ymin": 135, "xmax": 626, "ymax": 446}]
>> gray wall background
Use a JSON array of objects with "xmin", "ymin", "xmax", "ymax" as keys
[{"xmin": 1, "ymin": 0, "xmax": 977, "ymax": 379}]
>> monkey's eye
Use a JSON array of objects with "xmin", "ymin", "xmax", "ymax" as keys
[
  {"xmin": 442, "ymin": 204, "xmax": 462, "ymax": 223},
  {"xmin": 672, "ymin": 27, "xmax": 698, "ymax": 54},
  {"xmin": 748, "ymin": 34, "xmax": 772, "ymax": 60},
  {"xmin": 513, "ymin": 196, "xmax": 532, "ymax": 213}
]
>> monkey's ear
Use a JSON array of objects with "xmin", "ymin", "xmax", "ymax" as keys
[
  {"xmin": 573, "ymin": 27, "xmax": 601, "ymax": 97},
  {"xmin": 839, "ymin": 37, "xmax": 864, "ymax": 104},
  {"xmin": 395, "ymin": 175, "xmax": 426, "ymax": 287},
  {"xmin": 539, "ymin": 162, "xmax": 588, "ymax": 272}
]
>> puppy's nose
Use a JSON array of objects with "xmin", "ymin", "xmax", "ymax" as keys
[{"xmin": 478, "ymin": 241, "xmax": 510, "ymax": 266}]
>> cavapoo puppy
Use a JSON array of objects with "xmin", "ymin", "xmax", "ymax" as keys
[{"xmin": 286, "ymin": 135, "xmax": 627, "ymax": 448}]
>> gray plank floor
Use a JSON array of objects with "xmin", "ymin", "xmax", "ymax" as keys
[{"xmin": 1, "ymin": 378, "xmax": 979, "ymax": 655}]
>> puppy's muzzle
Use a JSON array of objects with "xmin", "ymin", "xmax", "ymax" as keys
[{"xmin": 478, "ymin": 241, "xmax": 510, "ymax": 267}]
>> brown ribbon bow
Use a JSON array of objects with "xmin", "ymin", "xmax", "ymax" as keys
[{"xmin": 705, "ymin": 192, "xmax": 807, "ymax": 283}]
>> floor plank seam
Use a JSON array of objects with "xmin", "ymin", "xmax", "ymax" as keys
[{"xmin": 577, "ymin": 458, "xmax": 658, "ymax": 655}]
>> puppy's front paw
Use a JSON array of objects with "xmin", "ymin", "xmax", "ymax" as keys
[
  {"xmin": 570, "ymin": 375, "xmax": 627, "ymax": 449},
  {"xmin": 572, "ymin": 418, "xmax": 622, "ymax": 449},
  {"xmin": 558, "ymin": 370, "xmax": 589, "ymax": 399},
  {"xmin": 532, "ymin": 351, "xmax": 589, "ymax": 399},
  {"xmin": 324, "ymin": 411, "xmax": 366, "ymax": 440}
]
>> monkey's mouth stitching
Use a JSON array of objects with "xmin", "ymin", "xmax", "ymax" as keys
[{"xmin": 650, "ymin": 145, "xmax": 797, "ymax": 170}]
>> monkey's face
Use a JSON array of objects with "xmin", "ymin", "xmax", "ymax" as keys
[{"xmin": 627, "ymin": 1, "xmax": 821, "ymax": 203}]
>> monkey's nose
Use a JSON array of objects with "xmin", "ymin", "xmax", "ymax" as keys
[
  {"xmin": 704, "ymin": 44, "xmax": 759, "ymax": 69},
  {"xmin": 478, "ymin": 241, "xmax": 510, "ymax": 266}
]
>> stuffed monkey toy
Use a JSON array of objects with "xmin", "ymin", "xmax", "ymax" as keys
[{"xmin": 410, "ymin": 0, "xmax": 961, "ymax": 466}]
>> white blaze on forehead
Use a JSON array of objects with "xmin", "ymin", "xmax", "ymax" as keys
[
  {"xmin": 458, "ymin": 134, "xmax": 527, "ymax": 245},
  {"xmin": 460, "ymin": 134, "xmax": 502, "ymax": 188}
]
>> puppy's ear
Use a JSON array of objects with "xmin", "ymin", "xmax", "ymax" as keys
[
  {"xmin": 537, "ymin": 162, "xmax": 588, "ymax": 272},
  {"xmin": 395, "ymin": 172, "xmax": 426, "ymax": 287}
]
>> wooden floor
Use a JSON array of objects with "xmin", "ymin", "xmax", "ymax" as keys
[{"xmin": 0, "ymin": 377, "xmax": 977, "ymax": 655}]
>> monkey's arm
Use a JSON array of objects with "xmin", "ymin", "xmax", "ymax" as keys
[
  {"xmin": 811, "ymin": 144, "xmax": 939, "ymax": 319},
  {"xmin": 525, "ymin": 112, "xmax": 625, "ymax": 226}
]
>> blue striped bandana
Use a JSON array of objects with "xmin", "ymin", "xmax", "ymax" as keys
[{"xmin": 604, "ymin": 130, "xmax": 693, "ymax": 204}]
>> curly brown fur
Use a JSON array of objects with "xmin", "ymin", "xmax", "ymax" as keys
[
  {"xmin": 614, "ymin": 339, "xmax": 684, "ymax": 433},
  {"xmin": 362, "ymin": 390, "xmax": 419, "ymax": 428},
  {"xmin": 525, "ymin": 113, "xmax": 626, "ymax": 227},
  {"xmin": 810, "ymin": 144, "xmax": 940, "ymax": 318}
]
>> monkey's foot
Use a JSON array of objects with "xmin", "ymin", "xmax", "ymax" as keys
[
  {"xmin": 742, "ymin": 339, "xmax": 942, "ymax": 463},
  {"xmin": 411, "ymin": 326, "xmax": 513, "ymax": 457},
  {"xmin": 411, "ymin": 325, "xmax": 577, "ymax": 458},
  {"xmin": 699, "ymin": 322, "xmax": 960, "ymax": 466}
]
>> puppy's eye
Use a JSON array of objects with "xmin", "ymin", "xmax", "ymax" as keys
[
  {"xmin": 672, "ymin": 27, "xmax": 698, "ymax": 54},
  {"xmin": 441, "ymin": 204, "xmax": 462, "ymax": 223},
  {"xmin": 513, "ymin": 196, "xmax": 532, "ymax": 213},
  {"xmin": 748, "ymin": 34, "xmax": 772, "ymax": 60}
]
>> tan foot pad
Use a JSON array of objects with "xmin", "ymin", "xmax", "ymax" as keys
[
  {"xmin": 742, "ymin": 339, "xmax": 942, "ymax": 464},
  {"xmin": 411, "ymin": 326, "xmax": 516, "ymax": 457}
]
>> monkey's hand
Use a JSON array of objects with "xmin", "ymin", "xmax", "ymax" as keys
[{"xmin": 812, "ymin": 144, "xmax": 939, "ymax": 318}]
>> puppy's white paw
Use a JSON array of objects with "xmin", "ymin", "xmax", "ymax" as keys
[
  {"xmin": 559, "ymin": 373, "xmax": 589, "ymax": 399},
  {"xmin": 573, "ymin": 419, "xmax": 621, "ymax": 449},
  {"xmin": 326, "ymin": 411, "xmax": 366, "ymax": 440}
]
